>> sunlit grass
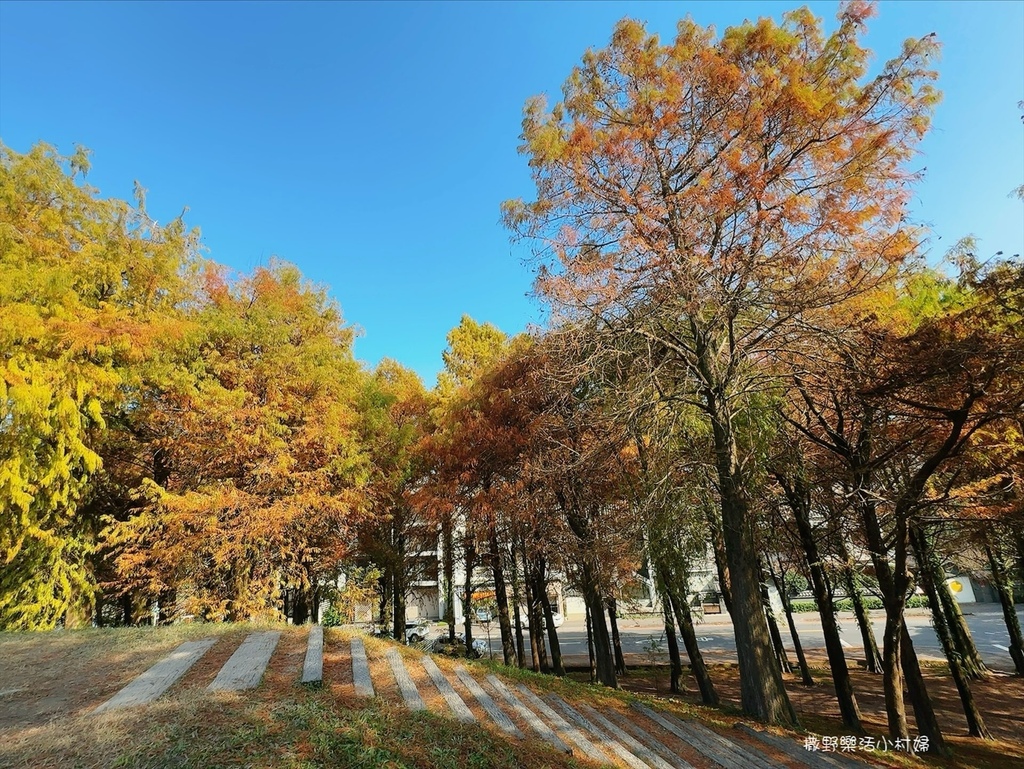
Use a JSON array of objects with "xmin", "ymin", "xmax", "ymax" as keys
[{"xmin": 1, "ymin": 625, "xmax": 1020, "ymax": 768}]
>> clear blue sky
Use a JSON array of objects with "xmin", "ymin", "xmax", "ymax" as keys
[{"xmin": 2, "ymin": 1, "xmax": 1021, "ymax": 385}]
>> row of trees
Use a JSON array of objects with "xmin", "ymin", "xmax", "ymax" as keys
[
  {"xmin": 2, "ymin": 1, "xmax": 1022, "ymax": 751},
  {"xmin": 438, "ymin": 0, "xmax": 1023, "ymax": 749},
  {"xmin": 0, "ymin": 141, "xmax": 431, "ymax": 631},
  {"xmin": 418, "ymin": 267, "xmax": 1023, "ymax": 751}
]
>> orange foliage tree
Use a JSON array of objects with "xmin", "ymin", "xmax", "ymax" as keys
[
  {"xmin": 504, "ymin": 3, "xmax": 939, "ymax": 723},
  {"xmin": 102, "ymin": 262, "xmax": 367, "ymax": 622}
]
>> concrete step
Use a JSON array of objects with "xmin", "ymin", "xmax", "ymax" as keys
[
  {"xmin": 207, "ymin": 632, "xmax": 280, "ymax": 692},
  {"xmin": 341, "ymin": 640, "xmax": 830, "ymax": 769},
  {"xmin": 515, "ymin": 684, "xmax": 614, "ymax": 766},
  {"xmin": 631, "ymin": 703, "xmax": 781, "ymax": 769},
  {"xmin": 602, "ymin": 707, "xmax": 695, "ymax": 769},
  {"xmin": 486, "ymin": 674, "xmax": 571, "ymax": 754},
  {"xmin": 688, "ymin": 720, "xmax": 783, "ymax": 769},
  {"xmin": 301, "ymin": 625, "xmax": 323, "ymax": 685},
  {"xmin": 577, "ymin": 702, "xmax": 675, "ymax": 769},
  {"xmin": 735, "ymin": 724, "xmax": 874, "ymax": 769},
  {"xmin": 546, "ymin": 694, "xmax": 651, "ymax": 769},
  {"xmin": 350, "ymin": 637, "xmax": 374, "ymax": 697},
  {"xmin": 420, "ymin": 655, "xmax": 476, "ymax": 723},
  {"xmin": 453, "ymin": 665, "xmax": 522, "ymax": 737},
  {"xmin": 385, "ymin": 648, "xmax": 425, "ymax": 711},
  {"xmin": 94, "ymin": 638, "xmax": 216, "ymax": 713}
]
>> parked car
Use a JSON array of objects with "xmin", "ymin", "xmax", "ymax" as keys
[
  {"xmin": 373, "ymin": 621, "xmax": 433, "ymax": 643},
  {"xmin": 406, "ymin": 621, "xmax": 431, "ymax": 643},
  {"xmin": 517, "ymin": 608, "xmax": 564, "ymax": 629}
]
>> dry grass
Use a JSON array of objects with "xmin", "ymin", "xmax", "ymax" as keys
[
  {"xmin": 0, "ymin": 625, "xmax": 592, "ymax": 769},
  {"xmin": 3, "ymin": 625, "xmax": 1020, "ymax": 769}
]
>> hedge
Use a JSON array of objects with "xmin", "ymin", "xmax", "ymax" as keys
[{"xmin": 788, "ymin": 596, "xmax": 929, "ymax": 613}]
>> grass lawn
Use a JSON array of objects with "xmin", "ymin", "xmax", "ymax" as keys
[{"xmin": 1, "ymin": 625, "xmax": 1021, "ymax": 768}]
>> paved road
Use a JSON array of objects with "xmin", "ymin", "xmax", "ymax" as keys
[{"xmin": 472, "ymin": 604, "xmax": 1024, "ymax": 672}]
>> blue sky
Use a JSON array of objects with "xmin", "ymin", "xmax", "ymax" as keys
[{"xmin": 2, "ymin": 1, "xmax": 1021, "ymax": 385}]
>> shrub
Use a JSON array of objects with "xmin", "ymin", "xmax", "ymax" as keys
[
  {"xmin": 321, "ymin": 606, "xmax": 344, "ymax": 628},
  {"xmin": 784, "ymin": 571, "xmax": 809, "ymax": 597}
]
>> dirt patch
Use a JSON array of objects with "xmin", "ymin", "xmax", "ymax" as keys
[
  {"xmin": 0, "ymin": 624, "xmax": 235, "ymax": 729},
  {"xmin": 324, "ymin": 628, "xmax": 359, "ymax": 705},
  {"xmin": 361, "ymin": 635, "xmax": 404, "ymax": 707},
  {"xmin": 262, "ymin": 626, "xmax": 308, "ymax": 686}
]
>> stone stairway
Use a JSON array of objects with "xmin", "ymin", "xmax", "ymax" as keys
[{"xmin": 93, "ymin": 628, "xmax": 879, "ymax": 769}]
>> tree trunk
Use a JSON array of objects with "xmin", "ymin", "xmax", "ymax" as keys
[
  {"xmin": 705, "ymin": 507, "xmax": 734, "ymax": 614},
  {"xmin": 293, "ymin": 590, "xmax": 310, "ymax": 626},
  {"xmin": 772, "ymin": 570, "xmax": 813, "ymax": 686},
  {"xmin": 708, "ymin": 394, "xmax": 795, "ymax": 724},
  {"xmin": 443, "ymin": 514, "xmax": 456, "ymax": 642},
  {"xmin": 664, "ymin": 575, "xmax": 719, "ymax": 706},
  {"xmin": 986, "ymin": 543, "xmax": 1024, "ymax": 675},
  {"xmin": 1015, "ymin": 532, "xmax": 1024, "ymax": 587},
  {"xmin": 121, "ymin": 592, "xmax": 133, "ymax": 626},
  {"xmin": 848, "ymin": 572, "xmax": 883, "ymax": 673},
  {"xmin": 561, "ymin": 493, "xmax": 615, "ymax": 687},
  {"xmin": 586, "ymin": 602, "xmax": 596, "ymax": 683},
  {"xmin": 879, "ymin": 608, "xmax": 908, "ymax": 739},
  {"xmin": 512, "ymin": 601, "xmax": 526, "ymax": 668},
  {"xmin": 463, "ymin": 541, "xmax": 476, "ymax": 656},
  {"xmin": 760, "ymin": 573, "xmax": 793, "ymax": 675},
  {"xmin": 913, "ymin": 526, "xmax": 987, "ymax": 679},
  {"xmin": 393, "ymin": 520, "xmax": 408, "ymax": 641},
  {"xmin": 158, "ymin": 588, "xmax": 175, "ymax": 625},
  {"xmin": 489, "ymin": 525, "xmax": 515, "ymax": 666},
  {"xmin": 933, "ymin": 601, "xmax": 991, "ymax": 738},
  {"xmin": 581, "ymin": 561, "xmax": 616, "ymax": 688},
  {"xmin": 509, "ymin": 540, "xmax": 526, "ymax": 667},
  {"xmin": 662, "ymin": 594, "xmax": 684, "ymax": 694},
  {"xmin": 860, "ymin": 491, "xmax": 912, "ymax": 741},
  {"xmin": 910, "ymin": 527, "xmax": 990, "ymax": 737},
  {"xmin": 938, "ymin": 578, "xmax": 987, "ymax": 679},
  {"xmin": 784, "ymin": 476, "xmax": 861, "ymax": 728},
  {"xmin": 393, "ymin": 575, "xmax": 406, "ymax": 643},
  {"xmin": 900, "ymin": 621, "xmax": 949, "ymax": 755},
  {"xmin": 523, "ymin": 561, "xmax": 548, "ymax": 672},
  {"xmin": 378, "ymin": 570, "xmax": 393, "ymax": 630},
  {"xmin": 839, "ymin": 549, "xmax": 883, "ymax": 673},
  {"xmin": 540, "ymin": 579, "xmax": 566, "ymax": 677},
  {"xmin": 608, "ymin": 596, "xmax": 627, "ymax": 675}
]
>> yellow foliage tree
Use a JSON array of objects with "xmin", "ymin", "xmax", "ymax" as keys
[{"xmin": 0, "ymin": 142, "xmax": 198, "ymax": 629}]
